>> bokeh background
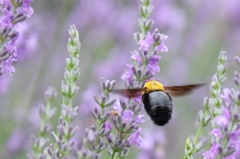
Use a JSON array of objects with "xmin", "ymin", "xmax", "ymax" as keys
[{"xmin": 0, "ymin": 0, "xmax": 240, "ymax": 158}]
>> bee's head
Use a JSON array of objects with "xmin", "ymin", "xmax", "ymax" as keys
[{"xmin": 142, "ymin": 80, "xmax": 165, "ymax": 94}]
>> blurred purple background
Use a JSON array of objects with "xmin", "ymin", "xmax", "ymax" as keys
[{"xmin": 0, "ymin": 0, "xmax": 240, "ymax": 158}]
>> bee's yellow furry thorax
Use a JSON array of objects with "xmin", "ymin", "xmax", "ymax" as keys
[{"xmin": 143, "ymin": 80, "xmax": 165, "ymax": 94}]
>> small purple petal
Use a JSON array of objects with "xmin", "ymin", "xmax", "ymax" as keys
[
  {"xmin": 2, "ymin": 58, "xmax": 17, "ymax": 76},
  {"xmin": 147, "ymin": 55, "xmax": 161, "ymax": 74},
  {"xmin": 223, "ymin": 108, "xmax": 231, "ymax": 121},
  {"xmin": 220, "ymin": 88, "xmax": 232, "ymax": 106},
  {"xmin": 211, "ymin": 128, "xmax": 222, "ymax": 139},
  {"xmin": 16, "ymin": 0, "xmax": 34, "ymax": 18},
  {"xmin": 128, "ymin": 128, "xmax": 142, "ymax": 146},
  {"xmin": 104, "ymin": 121, "xmax": 112, "ymax": 131},
  {"xmin": 214, "ymin": 108, "xmax": 231, "ymax": 127},
  {"xmin": 135, "ymin": 114, "xmax": 145, "ymax": 123},
  {"xmin": 229, "ymin": 130, "xmax": 240, "ymax": 151},
  {"xmin": 121, "ymin": 64, "xmax": 134, "ymax": 83},
  {"xmin": 203, "ymin": 143, "xmax": 222, "ymax": 159},
  {"xmin": 0, "ymin": 8, "xmax": 14, "ymax": 29},
  {"xmin": 215, "ymin": 115, "xmax": 229, "ymax": 127},
  {"xmin": 137, "ymin": 32, "xmax": 154, "ymax": 51},
  {"xmin": 131, "ymin": 52, "xmax": 142, "ymax": 64},
  {"xmin": 223, "ymin": 155, "xmax": 236, "ymax": 159},
  {"xmin": 122, "ymin": 110, "xmax": 134, "ymax": 122},
  {"xmin": 155, "ymin": 34, "xmax": 169, "ymax": 52}
]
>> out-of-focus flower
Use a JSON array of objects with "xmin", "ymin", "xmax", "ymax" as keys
[
  {"xmin": 0, "ymin": 0, "xmax": 33, "ymax": 76},
  {"xmin": 27, "ymin": 87, "xmax": 57, "ymax": 159},
  {"xmin": 7, "ymin": 128, "xmax": 25, "ymax": 155},
  {"xmin": 16, "ymin": 22, "xmax": 38, "ymax": 61},
  {"xmin": 138, "ymin": 129, "xmax": 166, "ymax": 159},
  {"xmin": 94, "ymin": 48, "xmax": 130, "ymax": 80},
  {"xmin": 79, "ymin": 85, "xmax": 98, "ymax": 119},
  {"xmin": 152, "ymin": 1, "xmax": 186, "ymax": 32},
  {"xmin": 73, "ymin": 0, "xmax": 137, "ymax": 41}
]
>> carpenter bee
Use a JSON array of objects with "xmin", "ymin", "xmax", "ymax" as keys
[{"xmin": 113, "ymin": 80, "xmax": 204, "ymax": 126}]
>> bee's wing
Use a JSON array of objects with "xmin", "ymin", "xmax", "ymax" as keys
[
  {"xmin": 112, "ymin": 88, "xmax": 143, "ymax": 98},
  {"xmin": 164, "ymin": 84, "xmax": 205, "ymax": 97}
]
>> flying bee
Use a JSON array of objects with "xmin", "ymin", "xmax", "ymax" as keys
[{"xmin": 112, "ymin": 80, "xmax": 204, "ymax": 126}]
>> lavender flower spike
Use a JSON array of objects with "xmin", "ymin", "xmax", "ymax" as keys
[
  {"xmin": 47, "ymin": 25, "xmax": 81, "ymax": 158},
  {"xmin": 27, "ymin": 87, "xmax": 57, "ymax": 159},
  {"xmin": 202, "ymin": 55, "xmax": 240, "ymax": 158},
  {"xmin": 184, "ymin": 52, "xmax": 240, "ymax": 159},
  {"xmin": 184, "ymin": 51, "xmax": 228, "ymax": 159},
  {"xmin": 0, "ymin": 0, "xmax": 33, "ymax": 76}
]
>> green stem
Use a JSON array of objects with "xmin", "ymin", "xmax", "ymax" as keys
[
  {"xmin": 62, "ymin": 96, "xmax": 67, "ymax": 106},
  {"xmin": 69, "ymin": 97, "xmax": 73, "ymax": 108},
  {"xmin": 110, "ymin": 151, "xmax": 116, "ymax": 159},
  {"xmin": 193, "ymin": 124, "xmax": 203, "ymax": 152}
]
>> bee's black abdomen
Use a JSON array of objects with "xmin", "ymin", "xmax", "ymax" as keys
[{"xmin": 142, "ymin": 91, "xmax": 173, "ymax": 126}]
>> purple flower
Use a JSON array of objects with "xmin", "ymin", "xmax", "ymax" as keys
[
  {"xmin": 121, "ymin": 64, "xmax": 134, "ymax": 82},
  {"xmin": 215, "ymin": 108, "xmax": 231, "ymax": 127},
  {"xmin": 94, "ymin": 49, "xmax": 129, "ymax": 79},
  {"xmin": 122, "ymin": 110, "xmax": 134, "ymax": 122},
  {"xmin": 221, "ymin": 88, "xmax": 232, "ymax": 106},
  {"xmin": 16, "ymin": 22, "xmax": 39, "ymax": 61},
  {"xmin": 140, "ymin": 129, "xmax": 166, "ymax": 150},
  {"xmin": 229, "ymin": 130, "xmax": 240, "ymax": 151},
  {"xmin": 128, "ymin": 128, "xmax": 142, "ymax": 146},
  {"xmin": 155, "ymin": 34, "xmax": 169, "ymax": 52},
  {"xmin": 2, "ymin": 58, "xmax": 17, "ymax": 76},
  {"xmin": 136, "ymin": 114, "xmax": 145, "ymax": 123},
  {"xmin": 7, "ymin": 128, "xmax": 25, "ymax": 154},
  {"xmin": 203, "ymin": 143, "xmax": 222, "ymax": 159},
  {"xmin": 147, "ymin": 55, "xmax": 161, "ymax": 74},
  {"xmin": 17, "ymin": 0, "xmax": 34, "ymax": 17},
  {"xmin": 79, "ymin": 85, "xmax": 99, "ymax": 118},
  {"xmin": 211, "ymin": 128, "xmax": 222, "ymax": 139},
  {"xmin": 137, "ymin": 32, "xmax": 154, "ymax": 50},
  {"xmin": 131, "ymin": 52, "xmax": 142, "ymax": 64},
  {"xmin": 104, "ymin": 121, "xmax": 112, "ymax": 132},
  {"xmin": 224, "ymin": 155, "xmax": 236, "ymax": 159},
  {"xmin": 0, "ymin": 8, "xmax": 14, "ymax": 29}
]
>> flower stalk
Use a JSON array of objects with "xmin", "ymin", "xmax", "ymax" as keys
[
  {"xmin": 27, "ymin": 87, "xmax": 57, "ymax": 159},
  {"xmin": 47, "ymin": 25, "xmax": 81, "ymax": 158},
  {"xmin": 184, "ymin": 51, "xmax": 228, "ymax": 159}
]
